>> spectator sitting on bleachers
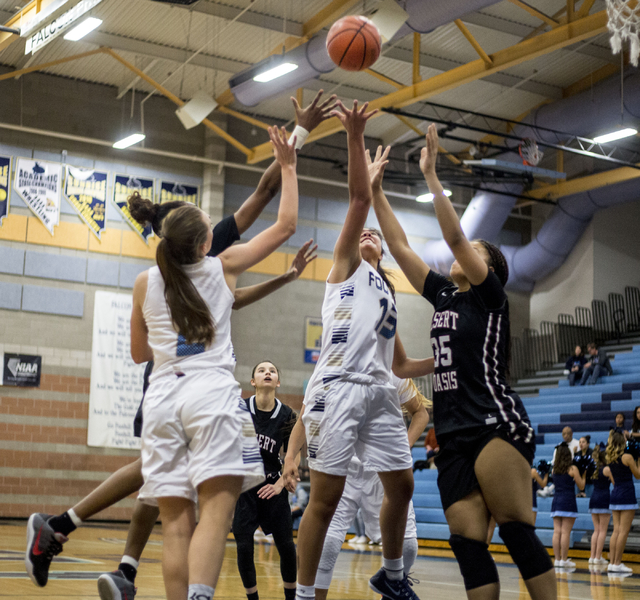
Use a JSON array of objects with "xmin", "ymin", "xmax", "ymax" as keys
[
  {"xmin": 564, "ymin": 345, "xmax": 587, "ymax": 386},
  {"xmin": 414, "ymin": 427, "xmax": 439, "ymax": 471},
  {"xmin": 614, "ymin": 414, "xmax": 630, "ymax": 441},
  {"xmin": 580, "ymin": 342, "xmax": 613, "ymax": 386},
  {"xmin": 630, "ymin": 406, "xmax": 640, "ymax": 440}
]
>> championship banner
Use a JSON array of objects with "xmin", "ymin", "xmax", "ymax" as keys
[
  {"xmin": 14, "ymin": 158, "xmax": 62, "ymax": 235},
  {"xmin": 87, "ymin": 291, "xmax": 145, "ymax": 449},
  {"xmin": 113, "ymin": 174, "xmax": 155, "ymax": 243},
  {"xmin": 160, "ymin": 180, "xmax": 199, "ymax": 206},
  {"xmin": 1, "ymin": 353, "xmax": 41, "ymax": 387},
  {"xmin": 304, "ymin": 317, "xmax": 323, "ymax": 364},
  {"xmin": 64, "ymin": 166, "xmax": 107, "ymax": 239},
  {"xmin": 0, "ymin": 156, "xmax": 10, "ymax": 226}
]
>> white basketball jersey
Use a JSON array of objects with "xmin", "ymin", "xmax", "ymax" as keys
[
  {"xmin": 143, "ymin": 256, "xmax": 236, "ymax": 377},
  {"xmin": 392, "ymin": 374, "xmax": 415, "ymax": 406},
  {"xmin": 306, "ymin": 260, "xmax": 397, "ymax": 397}
]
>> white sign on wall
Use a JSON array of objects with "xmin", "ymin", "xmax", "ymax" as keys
[
  {"xmin": 14, "ymin": 158, "xmax": 61, "ymax": 235},
  {"xmin": 24, "ymin": 0, "xmax": 103, "ymax": 54},
  {"xmin": 87, "ymin": 291, "xmax": 145, "ymax": 449}
]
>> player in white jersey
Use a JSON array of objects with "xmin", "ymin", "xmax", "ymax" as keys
[
  {"xmin": 287, "ymin": 100, "xmax": 428, "ymax": 600},
  {"xmin": 314, "ymin": 376, "xmax": 431, "ymax": 600},
  {"xmin": 128, "ymin": 125, "xmax": 299, "ymax": 600}
]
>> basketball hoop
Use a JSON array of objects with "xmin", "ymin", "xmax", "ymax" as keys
[
  {"xmin": 518, "ymin": 138, "xmax": 543, "ymax": 167},
  {"xmin": 605, "ymin": 0, "xmax": 640, "ymax": 66}
]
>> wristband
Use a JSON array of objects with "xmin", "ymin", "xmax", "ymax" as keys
[{"xmin": 288, "ymin": 125, "xmax": 309, "ymax": 150}]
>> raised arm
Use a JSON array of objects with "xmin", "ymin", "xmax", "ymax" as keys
[
  {"xmin": 220, "ymin": 127, "xmax": 298, "ymax": 283},
  {"xmin": 328, "ymin": 100, "xmax": 377, "ymax": 283},
  {"xmin": 570, "ymin": 465, "xmax": 586, "ymax": 491},
  {"xmin": 232, "ymin": 240, "xmax": 317, "ymax": 309},
  {"xmin": 368, "ymin": 145, "xmax": 430, "ymax": 294},
  {"xmin": 233, "ymin": 91, "xmax": 337, "ymax": 234},
  {"xmin": 392, "ymin": 333, "xmax": 434, "ymax": 379},
  {"xmin": 421, "ymin": 124, "xmax": 488, "ymax": 286}
]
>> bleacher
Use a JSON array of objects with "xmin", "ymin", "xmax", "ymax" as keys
[{"xmin": 411, "ymin": 340, "xmax": 640, "ymax": 549}]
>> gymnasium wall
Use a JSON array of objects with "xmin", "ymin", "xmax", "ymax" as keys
[{"xmin": 0, "ymin": 68, "xmax": 437, "ymax": 520}]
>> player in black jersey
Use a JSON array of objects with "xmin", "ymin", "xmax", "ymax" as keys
[
  {"xmin": 367, "ymin": 129, "xmax": 555, "ymax": 600},
  {"xmin": 233, "ymin": 361, "xmax": 297, "ymax": 600},
  {"xmin": 25, "ymin": 91, "xmax": 332, "ymax": 596}
]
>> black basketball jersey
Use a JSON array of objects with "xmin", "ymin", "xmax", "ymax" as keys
[
  {"xmin": 422, "ymin": 270, "xmax": 534, "ymax": 442},
  {"xmin": 244, "ymin": 396, "xmax": 295, "ymax": 481}
]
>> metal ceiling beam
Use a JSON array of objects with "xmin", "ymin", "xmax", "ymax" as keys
[
  {"xmin": 248, "ymin": 10, "xmax": 610, "ymax": 164},
  {"xmin": 524, "ymin": 165, "xmax": 640, "ymax": 200},
  {"xmin": 117, "ymin": 58, "xmax": 158, "ymax": 99}
]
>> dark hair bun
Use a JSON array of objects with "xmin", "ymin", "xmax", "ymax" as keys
[{"xmin": 128, "ymin": 192, "xmax": 158, "ymax": 226}]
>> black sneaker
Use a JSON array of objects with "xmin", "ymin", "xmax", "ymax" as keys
[
  {"xmin": 98, "ymin": 570, "xmax": 137, "ymax": 600},
  {"xmin": 25, "ymin": 513, "xmax": 67, "ymax": 587},
  {"xmin": 369, "ymin": 568, "xmax": 420, "ymax": 600}
]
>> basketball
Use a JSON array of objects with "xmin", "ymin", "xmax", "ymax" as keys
[{"xmin": 326, "ymin": 16, "xmax": 381, "ymax": 72}]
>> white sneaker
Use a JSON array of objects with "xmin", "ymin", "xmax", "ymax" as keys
[
  {"xmin": 596, "ymin": 558, "xmax": 609, "ymax": 565},
  {"xmin": 264, "ymin": 534, "xmax": 274, "ymax": 544},
  {"xmin": 617, "ymin": 563, "xmax": 633, "ymax": 573},
  {"xmin": 608, "ymin": 564, "xmax": 618, "ymax": 572},
  {"xmin": 554, "ymin": 560, "xmax": 562, "ymax": 567},
  {"xmin": 559, "ymin": 560, "xmax": 576, "ymax": 568},
  {"xmin": 589, "ymin": 558, "xmax": 596, "ymax": 564},
  {"xmin": 348, "ymin": 536, "xmax": 366, "ymax": 545}
]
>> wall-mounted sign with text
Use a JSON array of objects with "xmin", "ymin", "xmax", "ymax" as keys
[
  {"xmin": 14, "ymin": 158, "xmax": 62, "ymax": 235},
  {"xmin": 160, "ymin": 180, "xmax": 199, "ymax": 206},
  {"xmin": 1, "ymin": 353, "xmax": 42, "ymax": 387},
  {"xmin": 24, "ymin": 0, "xmax": 103, "ymax": 55},
  {"xmin": 65, "ymin": 166, "xmax": 107, "ymax": 239},
  {"xmin": 112, "ymin": 173, "xmax": 155, "ymax": 243}
]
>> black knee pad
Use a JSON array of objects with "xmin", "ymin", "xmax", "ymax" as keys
[
  {"xmin": 449, "ymin": 534, "xmax": 499, "ymax": 591},
  {"xmin": 499, "ymin": 521, "xmax": 553, "ymax": 580}
]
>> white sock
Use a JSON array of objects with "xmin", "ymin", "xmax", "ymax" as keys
[
  {"xmin": 68, "ymin": 508, "xmax": 83, "ymax": 527},
  {"xmin": 120, "ymin": 555, "xmax": 139, "ymax": 569},
  {"xmin": 189, "ymin": 583, "xmax": 214, "ymax": 600},
  {"xmin": 383, "ymin": 557, "xmax": 404, "ymax": 581},
  {"xmin": 296, "ymin": 583, "xmax": 315, "ymax": 600}
]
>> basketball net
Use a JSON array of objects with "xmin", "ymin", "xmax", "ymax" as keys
[
  {"xmin": 606, "ymin": 0, "xmax": 640, "ymax": 66},
  {"xmin": 518, "ymin": 139, "xmax": 543, "ymax": 167}
]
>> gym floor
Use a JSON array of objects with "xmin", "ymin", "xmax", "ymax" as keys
[{"xmin": 2, "ymin": 520, "xmax": 640, "ymax": 599}]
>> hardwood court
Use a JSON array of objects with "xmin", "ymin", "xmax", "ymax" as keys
[{"xmin": 3, "ymin": 519, "xmax": 640, "ymax": 600}]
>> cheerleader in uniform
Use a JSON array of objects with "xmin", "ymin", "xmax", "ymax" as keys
[
  {"xmin": 588, "ymin": 444, "xmax": 610, "ymax": 565},
  {"xmin": 604, "ymin": 430, "xmax": 640, "ymax": 573},
  {"xmin": 550, "ymin": 443, "xmax": 585, "ymax": 568}
]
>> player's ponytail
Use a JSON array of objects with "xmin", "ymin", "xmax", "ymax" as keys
[
  {"xmin": 399, "ymin": 378, "xmax": 432, "ymax": 416},
  {"xmin": 477, "ymin": 240, "xmax": 509, "ymax": 286},
  {"xmin": 128, "ymin": 191, "xmax": 188, "ymax": 237},
  {"xmin": 156, "ymin": 204, "xmax": 215, "ymax": 345}
]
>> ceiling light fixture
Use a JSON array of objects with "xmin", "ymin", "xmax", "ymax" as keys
[
  {"xmin": 63, "ymin": 17, "xmax": 102, "ymax": 41},
  {"xmin": 253, "ymin": 62, "xmax": 298, "ymax": 83},
  {"xmin": 593, "ymin": 128, "xmax": 638, "ymax": 144},
  {"xmin": 416, "ymin": 189, "xmax": 452, "ymax": 203},
  {"xmin": 113, "ymin": 133, "xmax": 146, "ymax": 150}
]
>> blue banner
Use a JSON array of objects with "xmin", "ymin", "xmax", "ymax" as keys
[
  {"xmin": 65, "ymin": 166, "xmax": 108, "ymax": 239},
  {"xmin": 113, "ymin": 174, "xmax": 155, "ymax": 243},
  {"xmin": 160, "ymin": 180, "xmax": 199, "ymax": 206},
  {"xmin": 0, "ymin": 156, "xmax": 9, "ymax": 227}
]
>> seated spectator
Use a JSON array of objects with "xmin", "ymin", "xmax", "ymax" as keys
[
  {"xmin": 630, "ymin": 406, "xmax": 640, "ymax": 440},
  {"xmin": 565, "ymin": 345, "xmax": 587, "ymax": 386},
  {"xmin": 580, "ymin": 342, "xmax": 613, "ymax": 386},
  {"xmin": 413, "ymin": 427, "xmax": 439, "ymax": 471},
  {"xmin": 614, "ymin": 413, "xmax": 630, "ymax": 440}
]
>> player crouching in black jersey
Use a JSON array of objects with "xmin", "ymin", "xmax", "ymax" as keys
[
  {"xmin": 367, "ymin": 127, "xmax": 556, "ymax": 600},
  {"xmin": 233, "ymin": 361, "xmax": 298, "ymax": 600}
]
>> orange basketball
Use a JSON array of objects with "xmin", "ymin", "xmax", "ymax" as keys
[{"xmin": 326, "ymin": 16, "xmax": 381, "ymax": 72}]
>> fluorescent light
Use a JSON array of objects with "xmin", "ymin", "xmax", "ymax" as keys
[
  {"xmin": 113, "ymin": 133, "xmax": 145, "ymax": 149},
  {"xmin": 63, "ymin": 17, "xmax": 102, "ymax": 41},
  {"xmin": 593, "ymin": 128, "xmax": 638, "ymax": 144},
  {"xmin": 416, "ymin": 189, "xmax": 452, "ymax": 203},
  {"xmin": 253, "ymin": 62, "xmax": 298, "ymax": 83}
]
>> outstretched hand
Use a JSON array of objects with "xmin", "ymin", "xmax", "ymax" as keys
[
  {"xmin": 366, "ymin": 145, "xmax": 390, "ymax": 190},
  {"xmin": 269, "ymin": 125, "xmax": 297, "ymax": 167},
  {"xmin": 283, "ymin": 457, "xmax": 300, "ymax": 493},
  {"xmin": 330, "ymin": 99, "xmax": 377, "ymax": 137},
  {"xmin": 419, "ymin": 123, "xmax": 439, "ymax": 177},
  {"xmin": 285, "ymin": 239, "xmax": 318, "ymax": 282},
  {"xmin": 292, "ymin": 90, "xmax": 338, "ymax": 133}
]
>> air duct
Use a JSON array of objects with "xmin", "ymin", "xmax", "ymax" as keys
[
  {"xmin": 229, "ymin": 0, "xmax": 503, "ymax": 107},
  {"xmin": 421, "ymin": 71, "xmax": 640, "ymax": 284}
]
